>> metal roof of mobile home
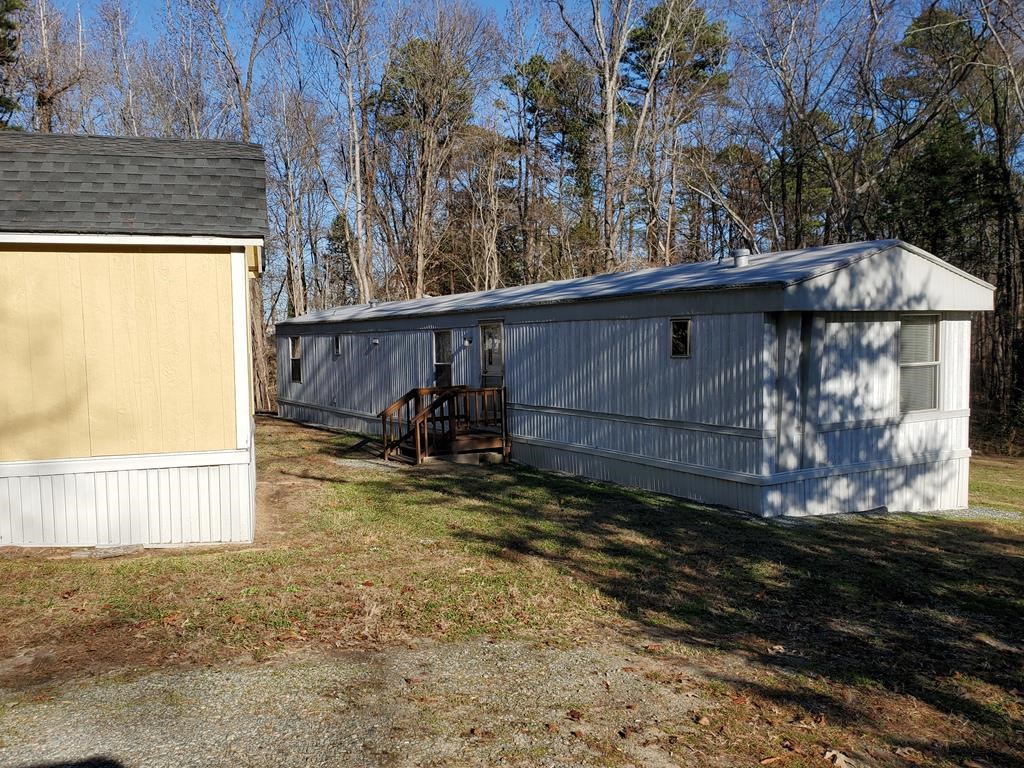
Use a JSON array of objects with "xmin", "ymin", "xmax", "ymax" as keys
[
  {"xmin": 283, "ymin": 240, "xmax": 993, "ymax": 325},
  {"xmin": 0, "ymin": 132, "xmax": 268, "ymax": 237}
]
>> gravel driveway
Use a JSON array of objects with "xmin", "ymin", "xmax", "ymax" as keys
[{"xmin": 0, "ymin": 639, "xmax": 703, "ymax": 768}]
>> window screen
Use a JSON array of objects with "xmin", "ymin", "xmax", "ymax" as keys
[
  {"xmin": 899, "ymin": 316, "xmax": 938, "ymax": 412},
  {"xmin": 290, "ymin": 337, "xmax": 302, "ymax": 384},
  {"xmin": 670, "ymin": 319, "xmax": 691, "ymax": 358}
]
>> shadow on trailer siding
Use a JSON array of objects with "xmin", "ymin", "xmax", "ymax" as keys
[{"xmin": 499, "ymin": 271, "xmax": 964, "ymax": 516}]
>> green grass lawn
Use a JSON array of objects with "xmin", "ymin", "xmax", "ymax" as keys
[
  {"xmin": 1, "ymin": 417, "xmax": 1022, "ymax": 766},
  {"xmin": 970, "ymin": 455, "xmax": 1024, "ymax": 512}
]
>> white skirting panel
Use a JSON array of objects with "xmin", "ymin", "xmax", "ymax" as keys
[
  {"xmin": 762, "ymin": 456, "xmax": 969, "ymax": 517},
  {"xmin": 0, "ymin": 447, "xmax": 255, "ymax": 547}
]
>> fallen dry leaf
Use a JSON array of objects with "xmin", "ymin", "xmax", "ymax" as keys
[
  {"xmin": 894, "ymin": 745, "xmax": 923, "ymax": 763},
  {"xmin": 824, "ymin": 748, "xmax": 856, "ymax": 767},
  {"xmin": 782, "ymin": 738, "xmax": 805, "ymax": 755},
  {"xmin": 760, "ymin": 757, "xmax": 783, "ymax": 765},
  {"xmin": 567, "ymin": 709, "xmax": 583, "ymax": 722}
]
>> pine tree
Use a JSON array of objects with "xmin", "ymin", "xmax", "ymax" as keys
[{"xmin": 0, "ymin": 0, "xmax": 22, "ymax": 127}]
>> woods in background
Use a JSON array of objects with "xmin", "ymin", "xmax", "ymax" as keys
[{"xmin": 1, "ymin": 0, "xmax": 1022, "ymax": 431}]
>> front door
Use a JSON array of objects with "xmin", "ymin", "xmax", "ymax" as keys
[
  {"xmin": 479, "ymin": 322, "xmax": 504, "ymax": 387},
  {"xmin": 433, "ymin": 330, "xmax": 453, "ymax": 387}
]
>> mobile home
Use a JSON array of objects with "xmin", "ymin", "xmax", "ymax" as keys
[
  {"xmin": 0, "ymin": 133, "xmax": 266, "ymax": 546},
  {"xmin": 276, "ymin": 240, "xmax": 993, "ymax": 516}
]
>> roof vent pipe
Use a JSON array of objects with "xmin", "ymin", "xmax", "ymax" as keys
[
  {"xmin": 731, "ymin": 247, "xmax": 750, "ymax": 268},
  {"xmin": 369, "ymin": 298, "xmax": 379, "ymax": 308}
]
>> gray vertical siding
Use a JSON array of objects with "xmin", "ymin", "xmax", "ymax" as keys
[
  {"xmin": 505, "ymin": 313, "xmax": 767, "ymax": 476},
  {"xmin": 277, "ymin": 307, "xmax": 974, "ymax": 517},
  {"xmin": 277, "ymin": 325, "xmax": 481, "ymax": 433},
  {"xmin": 505, "ymin": 314, "xmax": 764, "ymax": 428}
]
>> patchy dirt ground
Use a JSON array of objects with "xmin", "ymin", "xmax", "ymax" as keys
[{"xmin": 1, "ymin": 417, "xmax": 1022, "ymax": 767}]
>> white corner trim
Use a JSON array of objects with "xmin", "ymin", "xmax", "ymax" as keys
[
  {"xmin": 0, "ymin": 233, "xmax": 264, "ymax": 248},
  {"xmin": 231, "ymin": 248, "xmax": 252, "ymax": 450},
  {"xmin": 0, "ymin": 449, "xmax": 252, "ymax": 479}
]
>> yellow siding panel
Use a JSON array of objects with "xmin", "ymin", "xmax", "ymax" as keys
[
  {"xmin": 56, "ymin": 253, "xmax": 92, "ymax": 458},
  {"xmin": 185, "ymin": 252, "xmax": 236, "ymax": 451},
  {"xmin": 132, "ymin": 256, "xmax": 163, "ymax": 453},
  {"xmin": 80, "ymin": 253, "xmax": 119, "ymax": 456},
  {"xmin": 109, "ymin": 252, "xmax": 143, "ymax": 456},
  {"xmin": 154, "ymin": 253, "xmax": 196, "ymax": 453},
  {"xmin": 0, "ymin": 246, "xmax": 239, "ymax": 462},
  {"xmin": 0, "ymin": 254, "xmax": 31, "ymax": 461},
  {"xmin": 24, "ymin": 253, "xmax": 73, "ymax": 461}
]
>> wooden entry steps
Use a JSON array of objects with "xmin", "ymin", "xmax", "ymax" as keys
[{"xmin": 378, "ymin": 386, "xmax": 510, "ymax": 465}]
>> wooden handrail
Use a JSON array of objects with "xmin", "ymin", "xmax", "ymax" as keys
[
  {"xmin": 380, "ymin": 385, "xmax": 508, "ymax": 464},
  {"xmin": 379, "ymin": 386, "xmax": 467, "ymax": 461}
]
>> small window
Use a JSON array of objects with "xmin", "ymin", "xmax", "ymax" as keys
[
  {"xmin": 290, "ymin": 336, "xmax": 302, "ymax": 384},
  {"xmin": 434, "ymin": 330, "xmax": 453, "ymax": 387},
  {"xmin": 670, "ymin": 319, "xmax": 691, "ymax": 358},
  {"xmin": 899, "ymin": 315, "xmax": 939, "ymax": 412},
  {"xmin": 333, "ymin": 335, "xmax": 342, "ymax": 356}
]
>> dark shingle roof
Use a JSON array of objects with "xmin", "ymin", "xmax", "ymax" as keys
[{"xmin": 0, "ymin": 133, "xmax": 267, "ymax": 237}]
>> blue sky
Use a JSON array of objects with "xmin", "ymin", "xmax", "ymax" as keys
[{"xmin": 92, "ymin": 0, "xmax": 519, "ymax": 39}]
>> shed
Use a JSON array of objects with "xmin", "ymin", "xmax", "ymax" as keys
[
  {"xmin": 0, "ymin": 132, "xmax": 266, "ymax": 546},
  {"xmin": 277, "ymin": 240, "xmax": 994, "ymax": 516}
]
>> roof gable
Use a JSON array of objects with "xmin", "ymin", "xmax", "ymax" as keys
[
  {"xmin": 785, "ymin": 242, "xmax": 994, "ymax": 312},
  {"xmin": 0, "ymin": 133, "xmax": 267, "ymax": 238}
]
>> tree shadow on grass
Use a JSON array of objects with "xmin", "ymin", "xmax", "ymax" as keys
[{"xmin": 361, "ymin": 463, "xmax": 1023, "ymax": 764}]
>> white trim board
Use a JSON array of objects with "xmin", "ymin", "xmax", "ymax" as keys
[
  {"xmin": 0, "ymin": 449, "xmax": 252, "ymax": 479},
  {"xmin": 0, "ymin": 233, "xmax": 264, "ymax": 248},
  {"xmin": 816, "ymin": 409, "xmax": 970, "ymax": 433},
  {"xmin": 508, "ymin": 402, "xmax": 768, "ymax": 438}
]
